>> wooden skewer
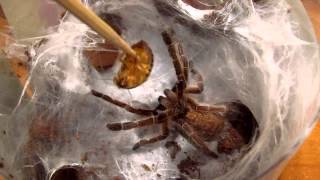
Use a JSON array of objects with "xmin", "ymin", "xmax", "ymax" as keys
[{"xmin": 54, "ymin": 0, "xmax": 138, "ymax": 59}]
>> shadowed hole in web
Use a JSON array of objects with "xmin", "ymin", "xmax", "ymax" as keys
[{"xmin": 50, "ymin": 166, "xmax": 83, "ymax": 180}]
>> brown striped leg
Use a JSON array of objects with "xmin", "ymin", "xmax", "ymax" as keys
[
  {"xmin": 175, "ymin": 120, "xmax": 218, "ymax": 158},
  {"xmin": 133, "ymin": 121, "xmax": 169, "ymax": 150},
  {"xmin": 184, "ymin": 65, "xmax": 204, "ymax": 94},
  {"xmin": 161, "ymin": 30, "xmax": 185, "ymax": 82},
  {"xmin": 92, "ymin": 90, "xmax": 154, "ymax": 115},
  {"xmin": 158, "ymin": 96, "xmax": 172, "ymax": 108},
  {"xmin": 107, "ymin": 111, "xmax": 170, "ymax": 131},
  {"xmin": 164, "ymin": 89, "xmax": 178, "ymax": 103},
  {"xmin": 161, "ymin": 30, "xmax": 187, "ymax": 97},
  {"xmin": 182, "ymin": 55, "xmax": 189, "ymax": 82},
  {"xmin": 186, "ymin": 96, "xmax": 226, "ymax": 113}
]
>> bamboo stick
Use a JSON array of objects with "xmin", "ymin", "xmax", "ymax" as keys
[{"xmin": 54, "ymin": 0, "xmax": 138, "ymax": 59}]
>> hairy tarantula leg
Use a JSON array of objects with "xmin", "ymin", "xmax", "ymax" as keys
[
  {"xmin": 182, "ymin": 54, "xmax": 189, "ymax": 81},
  {"xmin": 162, "ymin": 30, "xmax": 186, "ymax": 87},
  {"xmin": 158, "ymin": 96, "xmax": 172, "ymax": 108},
  {"xmin": 175, "ymin": 121, "xmax": 218, "ymax": 158},
  {"xmin": 186, "ymin": 96, "xmax": 226, "ymax": 113},
  {"xmin": 184, "ymin": 65, "xmax": 204, "ymax": 94},
  {"xmin": 164, "ymin": 89, "xmax": 178, "ymax": 103},
  {"xmin": 107, "ymin": 111, "xmax": 170, "ymax": 131},
  {"xmin": 92, "ymin": 90, "xmax": 155, "ymax": 116},
  {"xmin": 175, "ymin": 80, "xmax": 186, "ymax": 98},
  {"xmin": 133, "ymin": 122, "xmax": 169, "ymax": 150}
]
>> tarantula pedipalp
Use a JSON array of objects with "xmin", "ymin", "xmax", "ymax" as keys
[{"xmin": 91, "ymin": 29, "xmax": 250, "ymax": 158}]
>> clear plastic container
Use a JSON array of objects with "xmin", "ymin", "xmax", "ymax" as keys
[{"xmin": 0, "ymin": 0, "xmax": 319, "ymax": 179}]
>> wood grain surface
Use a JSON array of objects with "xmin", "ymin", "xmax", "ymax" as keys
[{"xmin": 0, "ymin": 1, "xmax": 319, "ymax": 180}]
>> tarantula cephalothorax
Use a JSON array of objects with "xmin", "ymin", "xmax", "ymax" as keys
[{"xmin": 91, "ymin": 29, "xmax": 254, "ymax": 157}]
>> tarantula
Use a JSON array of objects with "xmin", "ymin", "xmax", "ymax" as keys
[{"xmin": 91, "ymin": 29, "xmax": 257, "ymax": 157}]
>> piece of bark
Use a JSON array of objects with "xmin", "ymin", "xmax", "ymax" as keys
[
  {"xmin": 84, "ymin": 13, "xmax": 124, "ymax": 71},
  {"xmin": 84, "ymin": 42, "xmax": 119, "ymax": 70},
  {"xmin": 0, "ymin": 6, "xmax": 32, "ymax": 97}
]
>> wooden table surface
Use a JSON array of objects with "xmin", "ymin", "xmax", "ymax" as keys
[{"xmin": 0, "ymin": 1, "xmax": 319, "ymax": 180}]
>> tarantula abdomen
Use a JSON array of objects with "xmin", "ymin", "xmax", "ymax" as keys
[
  {"xmin": 217, "ymin": 127, "xmax": 245, "ymax": 154},
  {"xmin": 224, "ymin": 102, "xmax": 259, "ymax": 144},
  {"xmin": 218, "ymin": 101, "xmax": 259, "ymax": 154},
  {"xmin": 185, "ymin": 111, "xmax": 225, "ymax": 141}
]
